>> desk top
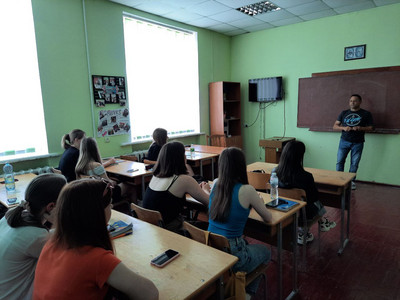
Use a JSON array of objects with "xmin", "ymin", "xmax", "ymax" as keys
[
  {"xmin": 187, "ymin": 145, "xmax": 225, "ymax": 155},
  {"xmin": 247, "ymin": 162, "xmax": 355, "ymax": 188},
  {"xmin": 185, "ymin": 151, "xmax": 219, "ymax": 162},
  {"xmin": 105, "ymin": 160, "xmax": 153, "ymax": 178},
  {"xmin": 0, "ymin": 173, "xmax": 36, "ymax": 208},
  {"xmin": 186, "ymin": 191, "xmax": 305, "ymax": 228},
  {"xmin": 111, "ymin": 210, "xmax": 237, "ymax": 300}
]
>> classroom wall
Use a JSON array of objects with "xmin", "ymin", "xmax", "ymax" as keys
[
  {"xmin": 9, "ymin": 0, "xmax": 400, "ymax": 186},
  {"xmin": 10, "ymin": 0, "xmax": 231, "ymax": 171},
  {"xmin": 231, "ymin": 4, "xmax": 400, "ymax": 185}
]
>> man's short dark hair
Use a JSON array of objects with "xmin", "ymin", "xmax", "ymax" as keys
[{"xmin": 351, "ymin": 94, "xmax": 362, "ymax": 101}]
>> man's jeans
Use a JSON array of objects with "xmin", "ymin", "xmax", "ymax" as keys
[{"xmin": 336, "ymin": 138, "xmax": 364, "ymax": 176}]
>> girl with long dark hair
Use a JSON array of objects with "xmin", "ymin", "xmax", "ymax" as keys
[
  {"xmin": 208, "ymin": 147, "xmax": 272, "ymax": 296},
  {"xmin": 143, "ymin": 141, "xmax": 209, "ymax": 232},
  {"xmin": 33, "ymin": 179, "xmax": 158, "ymax": 299},
  {"xmin": 275, "ymin": 140, "xmax": 335, "ymax": 244}
]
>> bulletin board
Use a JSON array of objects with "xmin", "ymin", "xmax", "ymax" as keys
[
  {"xmin": 92, "ymin": 75, "xmax": 126, "ymax": 107},
  {"xmin": 297, "ymin": 66, "xmax": 400, "ymax": 133},
  {"xmin": 97, "ymin": 108, "xmax": 130, "ymax": 137}
]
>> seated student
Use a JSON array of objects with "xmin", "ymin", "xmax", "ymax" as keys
[
  {"xmin": 33, "ymin": 179, "xmax": 158, "ymax": 300},
  {"xmin": 58, "ymin": 129, "xmax": 86, "ymax": 182},
  {"xmin": 208, "ymin": 147, "xmax": 272, "ymax": 296},
  {"xmin": 275, "ymin": 140, "xmax": 336, "ymax": 244},
  {"xmin": 0, "ymin": 173, "xmax": 67, "ymax": 300},
  {"xmin": 143, "ymin": 128, "xmax": 168, "ymax": 165},
  {"xmin": 143, "ymin": 141, "xmax": 210, "ymax": 233},
  {"xmin": 75, "ymin": 137, "xmax": 135, "ymax": 204},
  {"xmin": 143, "ymin": 128, "xmax": 194, "ymax": 176}
]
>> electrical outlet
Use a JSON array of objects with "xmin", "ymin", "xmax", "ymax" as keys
[{"xmin": 105, "ymin": 137, "xmax": 110, "ymax": 143}]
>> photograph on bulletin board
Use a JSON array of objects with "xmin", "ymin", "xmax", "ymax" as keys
[
  {"xmin": 97, "ymin": 108, "xmax": 130, "ymax": 137},
  {"xmin": 92, "ymin": 75, "xmax": 126, "ymax": 107}
]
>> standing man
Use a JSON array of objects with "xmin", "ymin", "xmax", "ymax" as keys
[{"xmin": 333, "ymin": 94, "xmax": 374, "ymax": 190}]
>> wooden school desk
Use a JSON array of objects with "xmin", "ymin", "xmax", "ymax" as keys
[
  {"xmin": 187, "ymin": 145, "xmax": 226, "ymax": 155},
  {"xmin": 111, "ymin": 210, "xmax": 238, "ymax": 300},
  {"xmin": 185, "ymin": 151, "xmax": 219, "ymax": 179},
  {"xmin": 247, "ymin": 162, "xmax": 355, "ymax": 255},
  {"xmin": 186, "ymin": 193, "xmax": 306, "ymax": 300},
  {"xmin": 0, "ymin": 173, "xmax": 36, "ymax": 208},
  {"xmin": 105, "ymin": 160, "xmax": 153, "ymax": 197}
]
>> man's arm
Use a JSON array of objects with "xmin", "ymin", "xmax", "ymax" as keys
[{"xmin": 333, "ymin": 120, "xmax": 351, "ymax": 131}]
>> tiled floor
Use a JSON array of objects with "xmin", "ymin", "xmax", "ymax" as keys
[{"xmin": 250, "ymin": 182, "xmax": 400, "ymax": 300}]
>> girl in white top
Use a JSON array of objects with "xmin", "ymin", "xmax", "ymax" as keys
[{"xmin": 75, "ymin": 137, "xmax": 135, "ymax": 203}]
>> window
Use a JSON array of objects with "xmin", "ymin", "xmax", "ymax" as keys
[
  {"xmin": 0, "ymin": 0, "xmax": 48, "ymax": 162},
  {"xmin": 123, "ymin": 15, "xmax": 200, "ymax": 142}
]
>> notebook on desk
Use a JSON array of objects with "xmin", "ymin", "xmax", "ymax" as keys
[{"xmin": 266, "ymin": 198, "xmax": 299, "ymax": 212}]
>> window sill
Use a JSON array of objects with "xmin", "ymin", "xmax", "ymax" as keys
[
  {"xmin": 121, "ymin": 132, "xmax": 206, "ymax": 146},
  {"xmin": 0, "ymin": 153, "xmax": 60, "ymax": 164}
]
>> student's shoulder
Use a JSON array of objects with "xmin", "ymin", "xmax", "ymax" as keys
[{"xmin": 238, "ymin": 184, "xmax": 257, "ymax": 196}]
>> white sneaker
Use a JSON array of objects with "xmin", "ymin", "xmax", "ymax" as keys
[
  {"xmin": 297, "ymin": 232, "xmax": 314, "ymax": 245},
  {"xmin": 351, "ymin": 182, "xmax": 356, "ymax": 190},
  {"xmin": 319, "ymin": 217, "xmax": 336, "ymax": 232}
]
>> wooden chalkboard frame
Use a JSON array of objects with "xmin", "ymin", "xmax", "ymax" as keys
[{"xmin": 297, "ymin": 66, "xmax": 400, "ymax": 134}]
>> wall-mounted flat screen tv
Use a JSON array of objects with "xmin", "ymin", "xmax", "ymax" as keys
[{"xmin": 249, "ymin": 76, "xmax": 283, "ymax": 102}]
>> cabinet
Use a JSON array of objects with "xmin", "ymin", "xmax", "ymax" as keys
[{"xmin": 209, "ymin": 81, "xmax": 242, "ymax": 148}]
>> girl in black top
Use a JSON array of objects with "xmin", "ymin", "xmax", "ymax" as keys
[
  {"xmin": 58, "ymin": 129, "xmax": 85, "ymax": 182},
  {"xmin": 275, "ymin": 141, "xmax": 335, "ymax": 243}
]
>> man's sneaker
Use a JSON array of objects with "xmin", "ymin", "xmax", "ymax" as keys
[
  {"xmin": 351, "ymin": 182, "xmax": 356, "ymax": 190},
  {"xmin": 319, "ymin": 217, "xmax": 336, "ymax": 232},
  {"xmin": 297, "ymin": 232, "xmax": 314, "ymax": 245}
]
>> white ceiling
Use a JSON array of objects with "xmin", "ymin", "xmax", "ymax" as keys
[{"xmin": 109, "ymin": 0, "xmax": 400, "ymax": 36}]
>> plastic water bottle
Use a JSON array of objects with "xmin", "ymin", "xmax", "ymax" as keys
[
  {"xmin": 3, "ymin": 163, "xmax": 17, "ymax": 204},
  {"xmin": 270, "ymin": 172, "xmax": 279, "ymax": 205}
]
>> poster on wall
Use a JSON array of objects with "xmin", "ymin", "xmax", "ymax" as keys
[
  {"xmin": 97, "ymin": 108, "xmax": 130, "ymax": 137},
  {"xmin": 92, "ymin": 75, "xmax": 126, "ymax": 107}
]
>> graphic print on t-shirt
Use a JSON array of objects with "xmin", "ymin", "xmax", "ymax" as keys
[{"xmin": 343, "ymin": 113, "xmax": 361, "ymax": 126}]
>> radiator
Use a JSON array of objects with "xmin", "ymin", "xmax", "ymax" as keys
[
  {"xmin": 1, "ymin": 166, "xmax": 53, "ymax": 177},
  {"xmin": 129, "ymin": 150, "xmax": 148, "ymax": 162}
]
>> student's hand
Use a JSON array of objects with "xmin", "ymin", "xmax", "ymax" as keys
[
  {"xmin": 108, "ymin": 158, "xmax": 116, "ymax": 165},
  {"xmin": 352, "ymin": 126, "xmax": 361, "ymax": 131},
  {"xmin": 344, "ymin": 126, "xmax": 352, "ymax": 132},
  {"xmin": 200, "ymin": 181, "xmax": 211, "ymax": 194}
]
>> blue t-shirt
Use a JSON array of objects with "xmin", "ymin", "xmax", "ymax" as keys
[{"xmin": 208, "ymin": 183, "xmax": 250, "ymax": 239}]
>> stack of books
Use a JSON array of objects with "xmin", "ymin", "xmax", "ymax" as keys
[{"xmin": 108, "ymin": 220, "xmax": 133, "ymax": 239}]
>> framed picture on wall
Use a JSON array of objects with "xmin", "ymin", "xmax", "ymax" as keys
[
  {"xmin": 344, "ymin": 44, "xmax": 366, "ymax": 61},
  {"xmin": 92, "ymin": 75, "xmax": 126, "ymax": 105}
]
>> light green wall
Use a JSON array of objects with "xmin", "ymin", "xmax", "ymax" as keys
[
  {"xmin": 231, "ymin": 3, "xmax": 400, "ymax": 185},
  {"xmin": 9, "ymin": 1, "xmax": 400, "ymax": 185},
  {"xmin": 9, "ymin": 0, "xmax": 231, "ymax": 171}
]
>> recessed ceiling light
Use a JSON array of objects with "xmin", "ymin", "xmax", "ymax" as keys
[{"xmin": 236, "ymin": 1, "xmax": 281, "ymax": 16}]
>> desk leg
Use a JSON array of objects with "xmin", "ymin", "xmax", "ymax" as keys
[
  {"xmin": 200, "ymin": 160, "xmax": 203, "ymax": 177},
  {"xmin": 278, "ymin": 222, "xmax": 282, "ymax": 300},
  {"xmin": 217, "ymin": 275, "xmax": 224, "ymax": 300},
  {"xmin": 286, "ymin": 212, "xmax": 298, "ymax": 300},
  {"xmin": 211, "ymin": 157, "xmax": 215, "ymax": 180},
  {"xmin": 338, "ymin": 186, "xmax": 350, "ymax": 255}
]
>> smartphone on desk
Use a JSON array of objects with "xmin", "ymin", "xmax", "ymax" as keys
[
  {"xmin": 151, "ymin": 249, "xmax": 180, "ymax": 268},
  {"xmin": 265, "ymin": 198, "xmax": 288, "ymax": 208}
]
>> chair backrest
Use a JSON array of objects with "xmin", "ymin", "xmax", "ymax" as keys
[
  {"xmin": 130, "ymin": 203, "xmax": 164, "ymax": 227},
  {"xmin": 208, "ymin": 232, "xmax": 231, "ymax": 254},
  {"xmin": 182, "ymin": 221, "xmax": 209, "ymax": 244},
  {"xmin": 247, "ymin": 171, "xmax": 271, "ymax": 191},
  {"xmin": 120, "ymin": 155, "xmax": 138, "ymax": 162},
  {"xmin": 266, "ymin": 183, "xmax": 306, "ymax": 201}
]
